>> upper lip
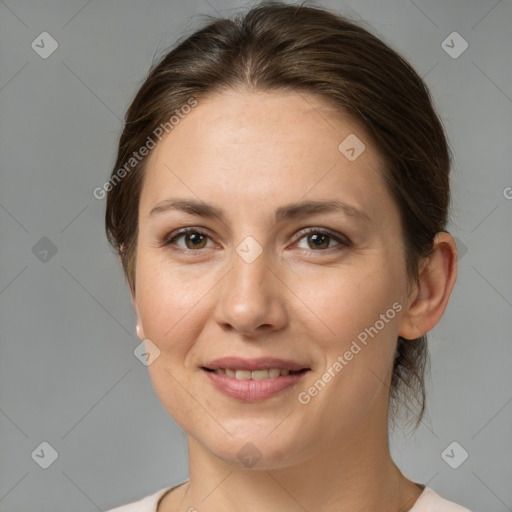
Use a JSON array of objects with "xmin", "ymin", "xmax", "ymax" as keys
[{"xmin": 203, "ymin": 357, "xmax": 310, "ymax": 372}]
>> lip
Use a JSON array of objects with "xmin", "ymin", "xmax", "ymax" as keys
[
  {"xmin": 201, "ymin": 357, "xmax": 311, "ymax": 402},
  {"xmin": 203, "ymin": 357, "xmax": 309, "ymax": 372},
  {"xmin": 203, "ymin": 368, "xmax": 309, "ymax": 401}
]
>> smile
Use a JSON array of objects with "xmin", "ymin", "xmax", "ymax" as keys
[
  {"xmin": 202, "ymin": 366, "xmax": 310, "ymax": 401},
  {"xmin": 205, "ymin": 368, "xmax": 305, "ymax": 379}
]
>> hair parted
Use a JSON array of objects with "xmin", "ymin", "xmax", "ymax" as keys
[{"xmin": 105, "ymin": 1, "xmax": 452, "ymax": 431}]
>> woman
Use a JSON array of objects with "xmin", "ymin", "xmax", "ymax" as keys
[{"xmin": 104, "ymin": 2, "xmax": 471, "ymax": 511}]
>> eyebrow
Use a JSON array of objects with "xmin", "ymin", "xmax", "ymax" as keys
[{"xmin": 149, "ymin": 198, "xmax": 371, "ymax": 224}]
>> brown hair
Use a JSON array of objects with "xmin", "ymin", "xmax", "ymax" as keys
[{"xmin": 105, "ymin": 1, "xmax": 451, "ymax": 430}]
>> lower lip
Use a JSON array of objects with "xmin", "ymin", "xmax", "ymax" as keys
[{"xmin": 203, "ymin": 369, "xmax": 309, "ymax": 401}]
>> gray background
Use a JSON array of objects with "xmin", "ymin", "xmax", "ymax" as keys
[{"xmin": 0, "ymin": 0, "xmax": 511, "ymax": 511}]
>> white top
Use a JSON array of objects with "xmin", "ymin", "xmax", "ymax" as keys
[{"xmin": 105, "ymin": 482, "xmax": 472, "ymax": 512}]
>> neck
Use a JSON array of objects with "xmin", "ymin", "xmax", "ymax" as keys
[{"xmin": 168, "ymin": 418, "xmax": 423, "ymax": 512}]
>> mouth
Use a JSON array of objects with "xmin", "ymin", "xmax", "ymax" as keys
[
  {"xmin": 202, "ymin": 367, "xmax": 309, "ymax": 379},
  {"xmin": 201, "ymin": 357, "xmax": 311, "ymax": 401}
]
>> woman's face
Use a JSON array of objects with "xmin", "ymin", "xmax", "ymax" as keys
[{"xmin": 132, "ymin": 90, "xmax": 414, "ymax": 468}]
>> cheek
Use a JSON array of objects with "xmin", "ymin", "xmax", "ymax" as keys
[
  {"xmin": 291, "ymin": 259, "xmax": 401, "ymax": 344},
  {"xmin": 135, "ymin": 250, "xmax": 214, "ymax": 342},
  {"xmin": 293, "ymin": 261, "xmax": 402, "ymax": 404},
  {"xmin": 135, "ymin": 257, "xmax": 211, "ymax": 429}
]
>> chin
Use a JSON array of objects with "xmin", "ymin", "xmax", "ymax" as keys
[{"xmin": 197, "ymin": 422, "xmax": 310, "ymax": 470}]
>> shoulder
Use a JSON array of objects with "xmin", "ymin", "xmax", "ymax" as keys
[
  {"xmin": 104, "ymin": 486, "xmax": 174, "ymax": 512},
  {"xmin": 410, "ymin": 486, "xmax": 472, "ymax": 512}
]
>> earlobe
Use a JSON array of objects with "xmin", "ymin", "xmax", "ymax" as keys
[
  {"xmin": 131, "ymin": 293, "xmax": 146, "ymax": 341},
  {"xmin": 398, "ymin": 232, "xmax": 458, "ymax": 341},
  {"xmin": 136, "ymin": 322, "xmax": 145, "ymax": 341}
]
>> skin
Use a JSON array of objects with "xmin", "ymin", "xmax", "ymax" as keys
[{"xmin": 129, "ymin": 90, "xmax": 458, "ymax": 512}]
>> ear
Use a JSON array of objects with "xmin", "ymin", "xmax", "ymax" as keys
[
  {"xmin": 119, "ymin": 245, "xmax": 144, "ymax": 340},
  {"xmin": 398, "ymin": 232, "xmax": 458, "ymax": 340},
  {"xmin": 130, "ymin": 291, "xmax": 146, "ymax": 341}
]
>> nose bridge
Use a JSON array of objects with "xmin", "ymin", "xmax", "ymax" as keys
[
  {"xmin": 228, "ymin": 240, "xmax": 273, "ymax": 308},
  {"xmin": 215, "ymin": 236, "xmax": 286, "ymax": 334}
]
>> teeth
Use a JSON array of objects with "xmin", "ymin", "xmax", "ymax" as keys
[
  {"xmin": 251, "ymin": 369, "xmax": 270, "ymax": 380},
  {"xmin": 212, "ymin": 368, "xmax": 297, "ymax": 379},
  {"xmin": 235, "ymin": 369, "xmax": 252, "ymax": 380}
]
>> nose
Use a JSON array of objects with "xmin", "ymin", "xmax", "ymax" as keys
[{"xmin": 214, "ymin": 247, "xmax": 288, "ymax": 338}]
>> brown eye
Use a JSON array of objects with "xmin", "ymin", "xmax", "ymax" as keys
[
  {"xmin": 306, "ymin": 232, "xmax": 331, "ymax": 250},
  {"xmin": 182, "ymin": 231, "xmax": 208, "ymax": 249},
  {"xmin": 163, "ymin": 228, "xmax": 214, "ymax": 251},
  {"xmin": 295, "ymin": 228, "xmax": 349, "ymax": 252}
]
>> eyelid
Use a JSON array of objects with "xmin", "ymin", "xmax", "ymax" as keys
[
  {"xmin": 292, "ymin": 226, "xmax": 351, "ymax": 248},
  {"xmin": 160, "ymin": 227, "xmax": 216, "ymax": 249},
  {"xmin": 161, "ymin": 226, "xmax": 351, "ymax": 252}
]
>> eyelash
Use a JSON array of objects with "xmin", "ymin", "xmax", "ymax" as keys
[{"xmin": 160, "ymin": 227, "xmax": 351, "ymax": 254}]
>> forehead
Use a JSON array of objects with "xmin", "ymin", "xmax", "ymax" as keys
[{"xmin": 139, "ymin": 89, "xmax": 392, "ymax": 224}]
